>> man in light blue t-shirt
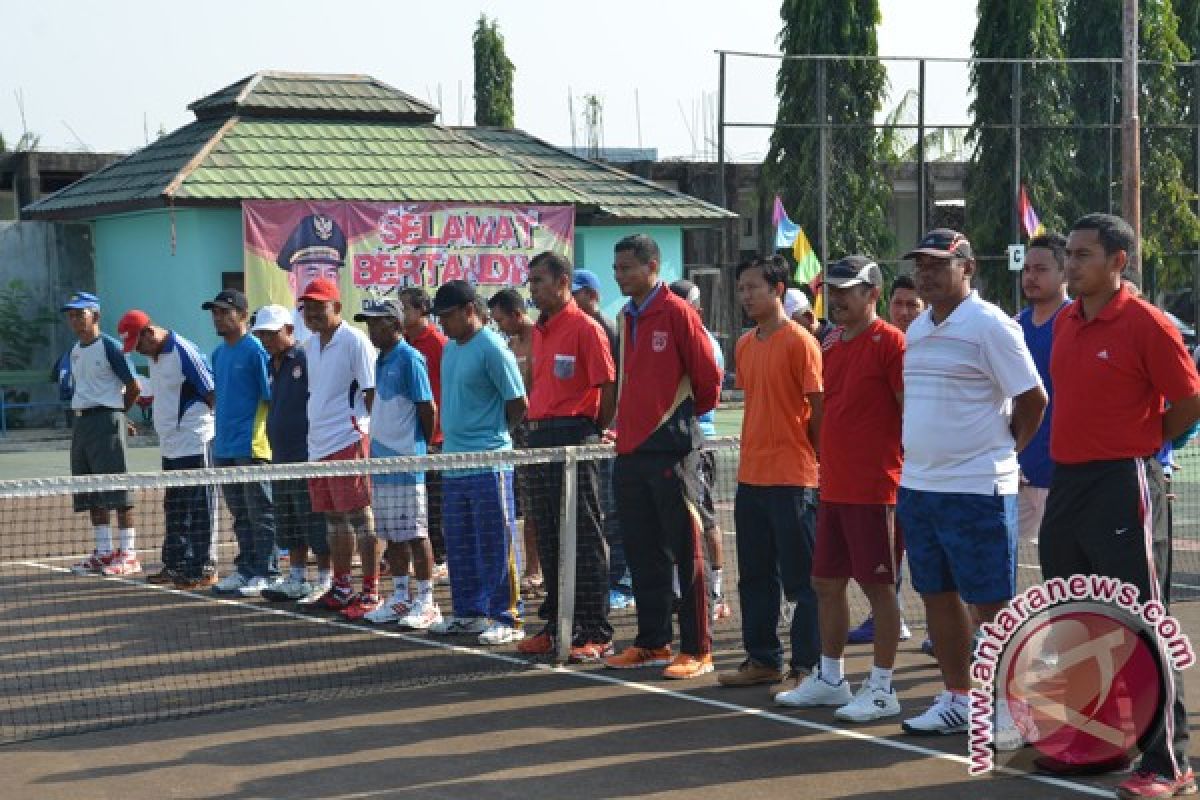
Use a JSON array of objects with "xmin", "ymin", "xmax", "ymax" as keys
[{"xmin": 429, "ymin": 280, "xmax": 528, "ymax": 647}]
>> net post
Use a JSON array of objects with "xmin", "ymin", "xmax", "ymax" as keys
[{"xmin": 554, "ymin": 446, "xmax": 579, "ymax": 664}]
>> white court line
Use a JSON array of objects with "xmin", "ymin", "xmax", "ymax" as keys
[{"xmin": 15, "ymin": 558, "xmax": 1109, "ymax": 798}]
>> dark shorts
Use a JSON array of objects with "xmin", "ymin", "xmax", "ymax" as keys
[
  {"xmin": 273, "ymin": 478, "xmax": 330, "ymax": 555},
  {"xmin": 696, "ymin": 449, "xmax": 718, "ymax": 532},
  {"xmin": 812, "ymin": 502, "xmax": 904, "ymax": 584},
  {"xmin": 896, "ymin": 488, "xmax": 1017, "ymax": 605},
  {"xmin": 70, "ymin": 409, "xmax": 132, "ymax": 512}
]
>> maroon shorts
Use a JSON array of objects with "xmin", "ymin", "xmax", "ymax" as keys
[
  {"xmin": 308, "ymin": 437, "xmax": 371, "ymax": 513},
  {"xmin": 812, "ymin": 502, "xmax": 904, "ymax": 584}
]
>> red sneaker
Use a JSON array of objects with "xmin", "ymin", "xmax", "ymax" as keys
[
  {"xmin": 569, "ymin": 641, "xmax": 615, "ymax": 663},
  {"xmin": 71, "ymin": 551, "xmax": 116, "ymax": 575},
  {"xmin": 516, "ymin": 630, "xmax": 555, "ymax": 655},
  {"xmin": 316, "ymin": 587, "xmax": 354, "ymax": 611},
  {"xmin": 1117, "ymin": 769, "xmax": 1197, "ymax": 798},
  {"xmin": 340, "ymin": 593, "xmax": 382, "ymax": 621}
]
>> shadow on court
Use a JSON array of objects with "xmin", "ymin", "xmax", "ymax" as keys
[{"xmin": 7, "ymin": 604, "xmax": 1199, "ymax": 799}]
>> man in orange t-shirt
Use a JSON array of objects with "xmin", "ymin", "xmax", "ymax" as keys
[
  {"xmin": 716, "ymin": 257, "xmax": 823, "ymax": 690},
  {"xmin": 774, "ymin": 255, "xmax": 906, "ymax": 722}
]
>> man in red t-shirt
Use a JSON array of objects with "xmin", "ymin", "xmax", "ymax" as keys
[
  {"xmin": 515, "ymin": 251, "xmax": 617, "ymax": 663},
  {"xmin": 1041, "ymin": 214, "xmax": 1200, "ymax": 795},
  {"xmin": 399, "ymin": 287, "xmax": 449, "ymax": 581},
  {"xmin": 773, "ymin": 256, "xmax": 906, "ymax": 722}
]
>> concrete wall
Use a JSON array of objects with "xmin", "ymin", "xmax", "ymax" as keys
[
  {"xmin": 0, "ymin": 221, "xmax": 95, "ymax": 422},
  {"xmin": 574, "ymin": 225, "xmax": 683, "ymax": 321},
  {"xmin": 94, "ymin": 208, "xmax": 242, "ymax": 358}
]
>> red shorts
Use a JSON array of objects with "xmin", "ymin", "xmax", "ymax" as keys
[
  {"xmin": 308, "ymin": 437, "xmax": 371, "ymax": 513},
  {"xmin": 812, "ymin": 502, "xmax": 904, "ymax": 584}
]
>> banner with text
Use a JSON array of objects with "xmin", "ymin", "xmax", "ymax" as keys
[{"xmin": 243, "ymin": 201, "xmax": 575, "ymax": 316}]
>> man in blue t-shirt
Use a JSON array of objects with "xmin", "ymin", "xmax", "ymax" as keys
[
  {"xmin": 204, "ymin": 289, "xmax": 277, "ymax": 596},
  {"xmin": 353, "ymin": 299, "xmax": 440, "ymax": 629},
  {"xmin": 428, "ymin": 280, "xmax": 529, "ymax": 646},
  {"xmin": 1015, "ymin": 233, "xmax": 1069, "ymax": 545}
]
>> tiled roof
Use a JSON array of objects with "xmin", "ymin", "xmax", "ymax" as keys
[
  {"xmin": 462, "ymin": 128, "xmax": 735, "ymax": 223},
  {"xmin": 25, "ymin": 72, "xmax": 733, "ymax": 225},
  {"xmin": 188, "ymin": 72, "xmax": 438, "ymax": 122}
]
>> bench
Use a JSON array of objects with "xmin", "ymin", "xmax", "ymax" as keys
[{"xmin": 0, "ymin": 369, "xmax": 63, "ymax": 436}]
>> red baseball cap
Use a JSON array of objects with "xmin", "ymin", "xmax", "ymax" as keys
[
  {"xmin": 299, "ymin": 277, "xmax": 340, "ymax": 303},
  {"xmin": 117, "ymin": 309, "xmax": 151, "ymax": 353}
]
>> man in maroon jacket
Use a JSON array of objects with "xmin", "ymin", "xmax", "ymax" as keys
[{"xmin": 602, "ymin": 234, "xmax": 723, "ymax": 680}]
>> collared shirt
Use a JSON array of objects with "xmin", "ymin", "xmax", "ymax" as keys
[
  {"xmin": 304, "ymin": 321, "xmax": 375, "ymax": 460},
  {"xmin": 371, "ymin": 341, "xmax": 433, "ymax": 485},
  {"xmin": 623, "ymin": 282, "xmax": 663, "ymax": 345},
  {"xmin": 406, "ymin": 323, "xmax": 447, "ymax": 445},
  {"xmin": 529, "ymin": 299, "xmax": 615, "ymax": 421},
  {"xmin": 1050, "ymin": 287, "xmax": 1200, "ymax": 464},
  {"xmin": 901, "ymin": 291, "xmax": 1042, "ymax": 495},
  {"xmin": 212, "ymin": 333, "xmax": 272, "ymax": 460},
  {"xmin": 69, "ymin": 333, "xmax": 133, "ymax": 410},
  {"xmin": 148, "ymin": 331, "xmax": 214, "ymax": 460},
  {"xmin": 266, "ymin": 345, "xmax": 310, "ymax": 464},
  {"xmin": 1016, "ymin": 301, "xmax": 1070, "ymax": 487}
]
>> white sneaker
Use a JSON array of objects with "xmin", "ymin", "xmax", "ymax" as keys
[
  {"xmin": 994, "ymin": 699, "xmax": 1038, "ymax": 751},
  {"xmin": 399, "ymin": 598, "xmax": 443, "ymax": 630},
  {"xmin": 902, "ymin": 690, "xmax": 969, "ymax": 735},
  {"xmin": 364, "ymin": 592, "xmax": 411, "ymax": 624},
  {"xmin": 429, "ymin": 616, "xmax": 488, "ymax": 635},
  {"xmin": 297, "ymin": 580, "xmax": 333, "ymax": 607},
  {"xmin": 835, "ymin": 681, "xmax": 902, "ymax": 722},
  {"xmin": 236, "ymin": 576, "xmax": 270, "ymax": 597},
  {"xmin": 262, "ymin": 578, "xmax": 311, "ymax": 601},
  {"xmin": 478, "ymin": 621, "xmax": 525, "ymax": 646},
  {"xmin": 775, "ymin": 672, "xmax": 853, "ymax": 708},
  {"xmin": 100, "ymin": 550, "xmax": 142, "ymax": 576},
  {"xmin": 213, "ymin": 572, "xmax": 250, "ymax": 593}
]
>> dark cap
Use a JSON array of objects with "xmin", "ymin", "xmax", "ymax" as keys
[
  {"xmin": 353, "ymin": 298, "xmax": 404, "ymax": 322},
  {"xmin": 668, "ymin": 279, "xmax": 701, "ymax": 309},
  {"xmin": 276, "ymin": 214, "xmax": 348, "ymax": 271},
  {"xmin": 201, "ymin": 288, "xmax": 248, "ymax": 312},
  {"xmin": 903, "ymin": 228, "xmax": 974, "ymax": 261},
  {"xmin": 431, "ymin": 280, "xmax": 478, "ymax": 316},
  {"xmin": 825, "ymin": 255, "xmax": 883, "ymax": 289}
]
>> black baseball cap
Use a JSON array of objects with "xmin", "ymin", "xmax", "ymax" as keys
[
  {"xmin": 825, "ymin": 255, "xmax": 883, "ymax": 288},
  {"xmin": 201, "ymin": 288, "xmax": 248, "ymax": 312},
  {"xmin": 668, "ymin": 279, "xmax": 702, "ymax": 309},
  {"xmin": 353, "ymin": 298, "xmax": 403, "ymax": 322},
  {"xmin": 431, "ymin": 280, "xmax": 478, "ymax": 316},
  {"xmin": 903, "ymin": 228, "xmax": 974, "ymax": 261}
]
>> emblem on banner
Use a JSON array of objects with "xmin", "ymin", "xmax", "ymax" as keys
[
  {"xmin": 652, "ymin": 331, "xmax": 668, "ymax": 352},
  {"xmin": 313, "ymin": 215, "xmax": 334, "ymax": 241}
]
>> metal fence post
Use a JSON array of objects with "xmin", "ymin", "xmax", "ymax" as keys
[{"xmin": 554, "ymin": 447, "xmax": 579, "ymax": 664}]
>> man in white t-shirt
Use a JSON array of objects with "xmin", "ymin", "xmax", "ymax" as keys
[
  {"xmin": 895, "ymin": 229, "xmax": 1046, "ymax": 741},
  {"xmin": 63, "ymin": 292, "xmax": 142, "ymax": 577},
  {"xmin": 299, "ymin": 278, "xmax": 378, "ymax": 618},
  {"xmin": 118, "ymin": 310, "xmax": 218, "ymax": 589}
]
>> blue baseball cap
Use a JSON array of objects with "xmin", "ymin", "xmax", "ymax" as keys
[
  {"xmin": 61, "ymin": 291, "xmax": 100, "ymax": 312},
  {"xmin": 571, "ymin": 269, "xmax": 601, "ymax": 294}
]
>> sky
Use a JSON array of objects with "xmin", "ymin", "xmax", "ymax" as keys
[{"xmin": 1, "ymin": 0, "xmax": 975, "ymax": 162}]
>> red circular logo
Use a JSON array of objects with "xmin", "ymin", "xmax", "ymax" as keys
[{"xmin": 1001, "ymin": 607, "xmax": 1163, "ymax": 770}]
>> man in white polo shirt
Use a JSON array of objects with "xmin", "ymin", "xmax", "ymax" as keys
[
  {"xmin": 896, "ymin": 229, "xmax": 1046, "ymax": 740},
  {"xmin": 300, "ymin": 277, "xmax": 378, "ymax": 618}
]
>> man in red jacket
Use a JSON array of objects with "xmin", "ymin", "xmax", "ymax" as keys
[{"xmin": 603, "ymin": 234, "xmax": 723, "ymax": 680}]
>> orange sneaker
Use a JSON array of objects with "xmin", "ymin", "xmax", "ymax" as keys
[
  {"xmin": 662, "ymin": 653, "xmax": 714, "ymax": 680},
  {"xmin": 569, "ymin": 641, "xmax": 615, "ymax": 663},
  {"xmin": 517, "ymin": 630, "xmax": 555, "ymax": 655},
  {"xmin": 604, "ymin": 645, "xmax": 673, "ymax": 670}
]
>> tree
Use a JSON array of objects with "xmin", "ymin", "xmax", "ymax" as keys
[
  {"xmin": 1065, "ymin": 0, "xmax": 1199, "ymax": 296},
  {"xmin": 472, "ymin": 14, "xmax": 515, "ymax": 128},
  {"xmin": 762, "ymin": 0, "xmax": 894, "ymax": 267},
  {"xmin": 967, "ymin": 0, "xmax": 1074, "ymax": 306}
]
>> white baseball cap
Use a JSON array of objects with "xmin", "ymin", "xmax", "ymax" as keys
[
  {"xmin": 251, "ymin": 304, "xmax": 292, "ymax": 332},
  {"xmin": 783, "ymin": 288, "xmax": 811, "ymax": 318}
]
